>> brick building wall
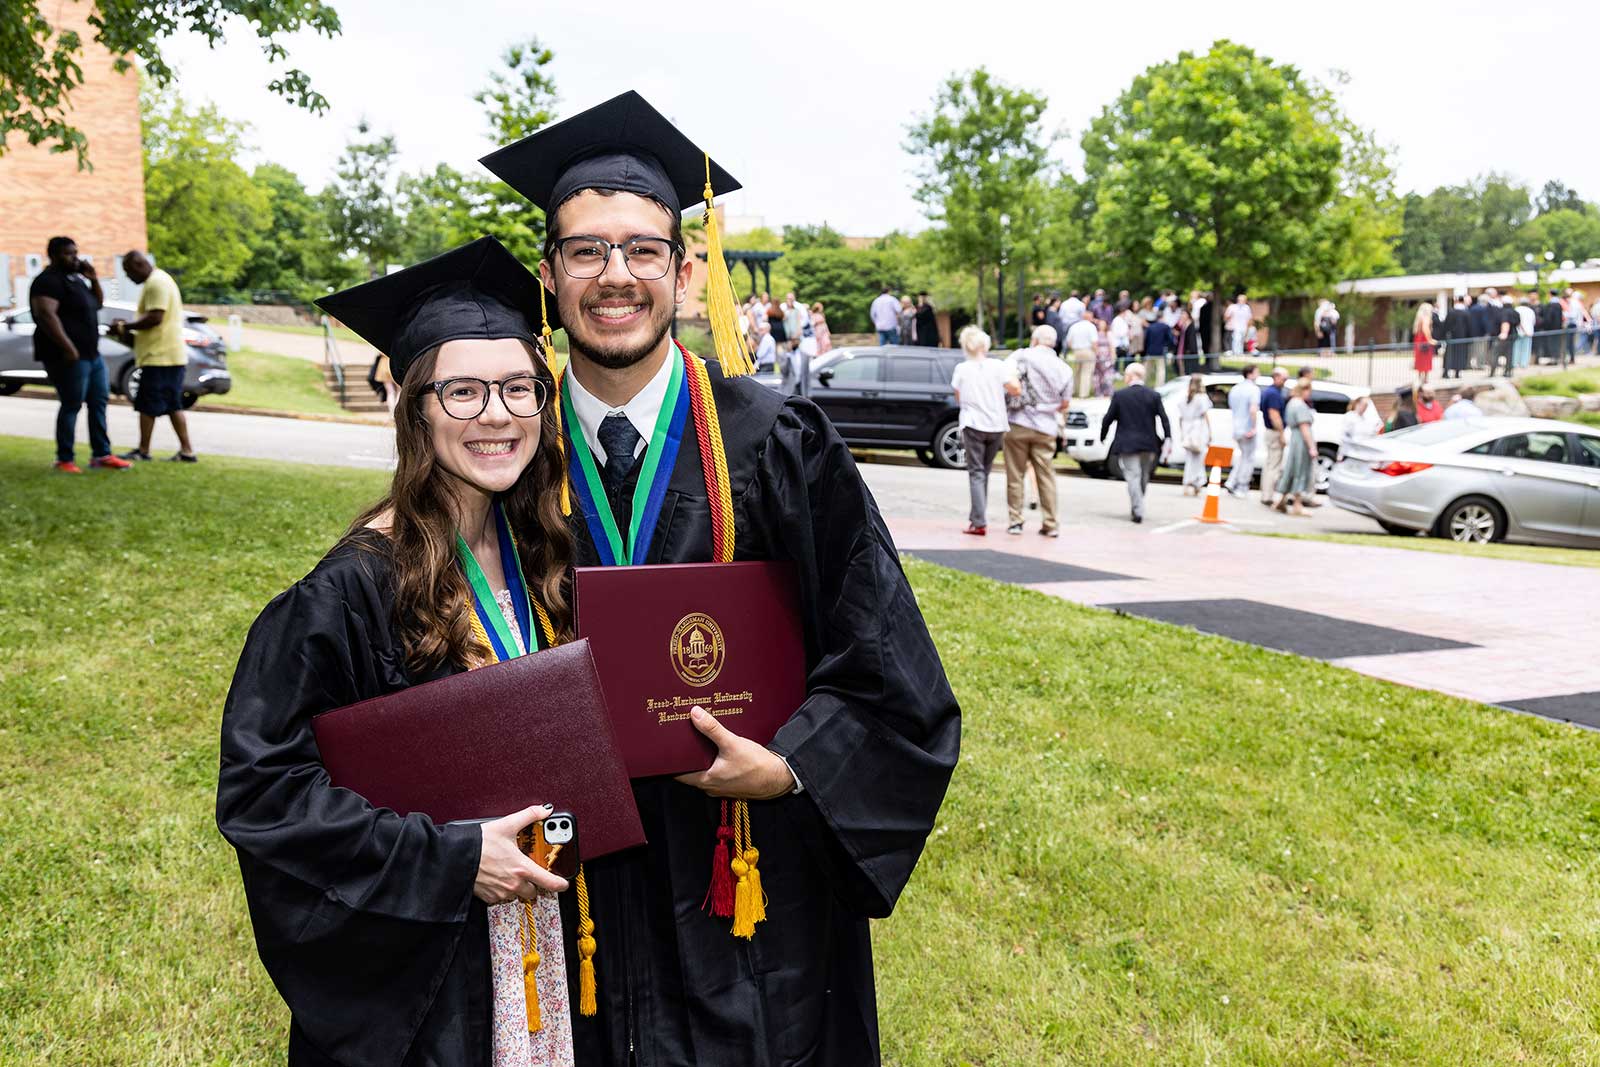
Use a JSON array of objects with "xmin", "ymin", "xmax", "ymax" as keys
[{"xmin": 0, "ymin": 0, "xmax": 147, "ymax": 308}]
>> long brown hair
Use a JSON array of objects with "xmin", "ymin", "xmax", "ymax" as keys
[{"xmin": 349, "ymin": 343, "xmax": 573, "ymax": 672}]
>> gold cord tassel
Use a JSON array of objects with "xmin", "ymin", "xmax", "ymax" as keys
[
  {"xmin": 729, "ymin": 799, "xmax": 767, "ymax": 938},
  {"xmin": 539, "ymin": 271, "xmax": 572, "ymax": 516},
  {"xmin": 576, "ymin": 864, "xmax": 598, "ymax": 1016},
  {"xmin": 700, "ymin": 153, "xmax": 754, "ymax": 377},
  {"xmin": 520, "ymin": 900, "xmax": 543, "ymax": 1033}
]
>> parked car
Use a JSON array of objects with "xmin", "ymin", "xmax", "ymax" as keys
[
  {"xmin": 0, "ymin": 302, "xmax": 231, "ymax": 407},
  {"xmin": 1328, "ymin": 417, "xmax": 1600, "ymax": 547},
  {"xmin": 1063, "ymin": 373, "xmax": 1370, "ymax": 490},
  {"xmin": 762, "ymin": 345, "xmax": 1039, "ymax": 470}
]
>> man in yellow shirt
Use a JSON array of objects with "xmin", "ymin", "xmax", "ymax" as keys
[{"xmin": 114, "ymin": 251, "xmax": 197, "ymax": 462}]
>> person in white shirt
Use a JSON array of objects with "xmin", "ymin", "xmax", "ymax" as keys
[
  {"xmin": 1060, "ymin": 292, "xmax": 1085, "ymax": 328},
  {"xmin": 1108, "ymin": 310, "xmax": 1131, "ymax": 365},
  {"xmin": 1338, "ymin": 395, "xmax": 1383, "ymax": 454},
  {"xmin": 1226, "ymin": 294, "xmax": 1253, "ymax": 355},
  {"xmin": 1223, "ymin": 364, "xmax": 1261, "ymax": 496},
  {"xmin": 1443, "ymin": 390, "xmax": 1485, "ymax": 420},
  {"xmin": 869, "ymin": 286, "xmax": 901, "ymax": 344},
  {"xmin": 1064, "ymin": 316, "xmax": 1099, "ymax": 397},
  {"xmin": 1514, "ymin": 299, "xmax": 1536, "ymax": 369},
  {"xmin": 950, "ymin": 325, "xmax": 1019, "ymax": 535},
  {"xmin": 753, "ymin": 321, "xmax": 777, "ymax": 373},
  {"xmin": 1003, "ymin": 325, "xmax": 1073, "ymax": 537}
]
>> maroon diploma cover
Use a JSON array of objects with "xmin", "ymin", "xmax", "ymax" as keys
[
  {"xmin": 311, "ymin": 639, "xmax": 645, "ymax": 859},
  {"xmin": 575, "ymin": 561, "xmax": 807, "ymax": 779}
]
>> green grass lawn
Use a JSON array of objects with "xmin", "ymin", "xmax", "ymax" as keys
[
  {"xmin": 244, "ymin": 319, "xmax": 365, "ymax": 344},
  {"xmin": 197, "ymin": 348, "xmax": 353, "ymax": 418},
  {"xmin": 3, "ymin": 434, "xmax": 1600, "ymax": 1064},
  {"xmin": 1518, "ymin": 368, "xmax": 1600, "ymax": 428},
  {"xmin": 1252, "ymin": 529, "xmax": 1600, "ymax": 570}
]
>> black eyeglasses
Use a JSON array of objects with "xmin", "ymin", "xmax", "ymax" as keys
[
  {"xmin": 554, "ymin": 235, "xmax": 683, "ymax": 281},
  {"xmin": 427, "ymin": 375, "xmax": 548, "ymax": 420}
]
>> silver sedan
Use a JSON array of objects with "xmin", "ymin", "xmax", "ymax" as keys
[{"xmin": 1328, "ymin": 417, "xmax": 1600, "ymax": 547}]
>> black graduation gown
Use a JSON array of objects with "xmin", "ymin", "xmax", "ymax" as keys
[
  {"xmin": 217, "ymin": 530, "xmax": 500, "ymax": 1066},
  {"xmin": 564, "ymin": 359, "xmax": 960, "ymax": 1066}
]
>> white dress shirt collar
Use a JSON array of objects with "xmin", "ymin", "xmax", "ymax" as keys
[{"xmin": 564, "ymin": 348, "xmax": 675, "ymax": 464}]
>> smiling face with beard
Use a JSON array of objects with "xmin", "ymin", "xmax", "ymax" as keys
[{"xmin": 541, "ymin": 190, "xmax": 690, "ymax": 373}]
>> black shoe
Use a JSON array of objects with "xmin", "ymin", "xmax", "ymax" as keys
[
  {"xmin": 168, "ymin": 452, "xmax": 199, "ymax": 463},
  {"xmin": 1132, "ymin": 514, "xmax": 1143, "ymax": 524},
  {"xmin": 1006, "ymin": 523, "xmax": 1024, "ymax": 535},
  {"xmin": 120, "ymin": 449, "xmax": 152, "ymax": 462}
]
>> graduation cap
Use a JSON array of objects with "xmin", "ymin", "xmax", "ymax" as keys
[
  {"xmin": 314, "ymin": 236, "xmax": 559, "ymax": 385},
  {"xmin": 479, "ymin": 91, "xmax": 755, "ymax": 374},
  {"xmin": 479, "ymin": 90, "xmax": 739, "ymax": 217}
]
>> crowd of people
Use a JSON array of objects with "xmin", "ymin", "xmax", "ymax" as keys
[
  {"xmin": 1026, "ymin": 287, "xmax": 1258, "ymax": 398},
  {"xmin": 869, "ymin": 286, "xmax": 943, "ymax": 347},
  {"xmin": 738, "ymin": 290, "xmax": 832, "ymax": 387},
  {"xmin": 1410, "ymin": 287, "xmax": 1596, "ymax": 383}
]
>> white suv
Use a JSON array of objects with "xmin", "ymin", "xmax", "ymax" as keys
[{"xmin": 1063, "ymin": 373, "xmax": 1371, "ymax": 490}]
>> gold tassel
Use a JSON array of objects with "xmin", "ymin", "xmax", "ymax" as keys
[
  {"xmin": 540, "ymin": 269, "xmax": 572, "ymax": 517},
  {"xmin": 729, "ymin": 799, "xmax": 767, "ymax": 938},
  {"xmin": 700, "ymin": 153, "xmax": 754, "ymax": 377},
  {"xmin": 520, "ymin": 901, "xmax": 543, "ymax": 1033},
  {"xmin": 576, "ymin": 864, "xmax": 597, "ymax": 1016}
]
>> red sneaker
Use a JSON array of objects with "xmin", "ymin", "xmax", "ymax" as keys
[
  {"xmin": 53, "ymin": 461, "xmax": 84, "ymax": 474},
  {"xmin": 962, "ymin": 523, "xmax": 987, "ymax": 536},
  {"xmin": 91, "ymin": 454, "xmax": 132, "ymax": 470}
]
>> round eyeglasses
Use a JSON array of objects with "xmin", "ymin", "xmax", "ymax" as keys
[
  {"xmin": 428, "ymin": 375, "xmax": 549, "ymax": 420},
  {"xmin": 554, "ymin": 235, "xmax": 683, "ymax": 281}
]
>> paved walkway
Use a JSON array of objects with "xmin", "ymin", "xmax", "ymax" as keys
[
  {"xmin": 238, "ymin": 326, "xmax": 377, "ymax": 366},
  {"xmin": 886, "ymin": 515, "xmax": 1600, "ymax": 715}
]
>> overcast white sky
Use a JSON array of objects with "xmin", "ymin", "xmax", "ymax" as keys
[{"xmin": 160, "ymin": 0, "xmax": 1586, "ymax": 237}]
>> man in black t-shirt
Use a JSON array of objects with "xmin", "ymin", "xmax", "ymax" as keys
[{"xmin": 29, "ymin": 236, "xmax": 128, "ymax": 472}]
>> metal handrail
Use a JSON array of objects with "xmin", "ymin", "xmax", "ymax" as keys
[{"xmin": 322, "ymin": 314, "xmax": 346, "ymax": 407}]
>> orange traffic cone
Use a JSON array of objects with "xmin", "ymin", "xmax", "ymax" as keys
[{"xmin": 1198, "ymin": 446, "xmax": 1231, "ymax": 524}]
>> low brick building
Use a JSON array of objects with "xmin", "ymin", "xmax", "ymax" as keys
[{"xmin": 0, "ymin": 0, "xmax": 147, "ymax": 309}]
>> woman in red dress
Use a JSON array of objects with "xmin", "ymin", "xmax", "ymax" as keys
[{"xmin": 1412, "ymin": 302, "xmax": 1437, "ymax": 382}]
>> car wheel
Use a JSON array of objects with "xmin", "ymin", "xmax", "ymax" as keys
[
  {"xmin": 1436, "ymin": 496, "xmax": 1504, "ymax": 544},
  {"xmin": 1376, "ymin": 520, "xmax": 1417, "ymax": 536},
  {"xmin": 1314, "ymin": 446, "xmax": 1338, "ymax": 493},
  {"xmin": 931, "ymin": 422, "xmax": 964, "ymax": 470},
  {"xmin": 180, "ymin": 391, "xmax": 198, "ymax": 410},
  {"xmin": 0, "ymin": 381, "xmax": 20, "ymax": 396},
  {"xmin": 915, "ymin": 448, "xmax": 936, "ymax": 467},
  {"xmin": 1079, "ymin": 460, "xmax": 1111, "ymax": 479},
  {"xmin": 121, "ymin": 365, "xmax": 142, "ymax": 402}
]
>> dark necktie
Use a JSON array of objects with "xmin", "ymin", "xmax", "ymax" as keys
[{"xmin": 597, "ymin": 413, "xmax": 642, "ymax": 497}]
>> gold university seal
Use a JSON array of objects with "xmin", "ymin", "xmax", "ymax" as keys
[{"xmin": 669, "ymin": 612, "xmax": 725, "ymax": 688}]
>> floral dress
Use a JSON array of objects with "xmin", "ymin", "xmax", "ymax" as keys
[
  {"xmin": 488, "ymin": 589, "xmax": 575, "ymax": 1067},
  {"xmin": 1092, "ymin": 336, "xmax": 1116, "ymax": 397}
]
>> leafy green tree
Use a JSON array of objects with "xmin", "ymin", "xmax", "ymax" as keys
[
  {"xmin": 239, "ymin": 162, "xmax": 342, "ymax": 299},
  {"xmin": 1395, "ymin": 174, "xmax": 1532, "ymax": 273},
  {"xmin": 1079, "ymin": 41, "xmax": 1394, "ymax": 346},
  {"xmin": 469, "ymin": 38, "xmax": 558, "ymax": 264},
  {"xmin": 141, "ymin": 86, "xmax": 270, "ymax": 288},
  {"xmin": 4, "ymin": 0, "xmax": 340, "ymax": 166},
  {"xmin": 783, "ymin": 222, "xmax": 845, "ymax": 251},
  {"xmin": 786, "ymin": 248, "xmax": 905, "ymax": 333},
  {"xmin": 1536, "ymin": 181, "xmax": 1584, "ymax": 216},
  {"xmin": 396, "ymin": 164, "xmax": 481, "ymax": 265},
  {"xmin": 1500, "ymin": 208, "xmax": 1600, "ymax": 270},
  {"xmin": 906, "ymin": 68, "xmax": 1056, "ymax": 334},
  {"xmin": 324, "ymin": 120, "xmax": 403, "ymax": 279}
]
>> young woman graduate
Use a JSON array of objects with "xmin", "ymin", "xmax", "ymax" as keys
[
  {"xmin": 477, "ymin": 92, "xmax": 963, "ymax": 1066},
  {"xmin": 216, "ymin": 236, "xmax": 585, "ymax": 1067}
]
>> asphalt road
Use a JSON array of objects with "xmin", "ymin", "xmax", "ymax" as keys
[{"xmin": 0, "ymin": 393, "xmax": 1379, "ymax": 536}]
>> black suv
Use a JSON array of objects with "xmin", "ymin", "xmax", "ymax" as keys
[{"xmin": 791, "ymin": 346, "xmax": 967, "ymax": 468}]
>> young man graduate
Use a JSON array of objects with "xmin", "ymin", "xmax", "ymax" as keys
[{"xmin": 480, "ymin": 91, "xmax": 960, "ymax": 1066}]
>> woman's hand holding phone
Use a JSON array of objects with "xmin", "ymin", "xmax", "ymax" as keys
[{"xmin": 473, "ymin": 803, "xmax": 569, "ymax": 904}]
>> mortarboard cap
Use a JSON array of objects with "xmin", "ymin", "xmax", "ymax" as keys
[
  {"xmin": 479, "ymin": 90, "xmax": 740, "ymax": 218},
  {"xmin": 314, "ymin": 236, "xmax": 558, "ymax": 385}
]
